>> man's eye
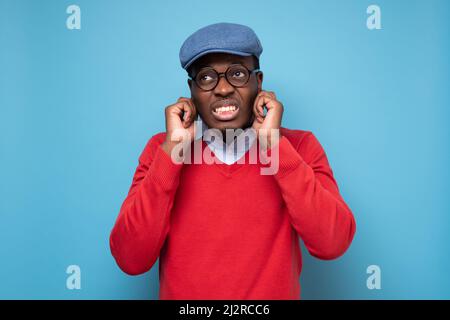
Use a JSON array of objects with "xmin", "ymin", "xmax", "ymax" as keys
[
  {"xmin": 200, "ymin": 75, "xmax": 213, "ymax": 81},
  {"xmin": 232, "ymin": 71, "xmax": 245, "ymax": 78}
]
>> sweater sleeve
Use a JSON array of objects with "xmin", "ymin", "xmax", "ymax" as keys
[
  {"xmin": 266, "ymin": 132, "xmax": 356, "ymax": 260},
  {"xmin": 109, "ymin": 135, "xmax": 183, "ymax": 275}
]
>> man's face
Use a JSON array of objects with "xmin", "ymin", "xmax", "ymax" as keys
[{"xmin": 188, "ymin": 53, "xmax": 263, "ymax": 132}]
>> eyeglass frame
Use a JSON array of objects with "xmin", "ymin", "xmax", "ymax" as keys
[{"xmin": 188, "ymin": 64, "xmax": 261, "ymax": 91}]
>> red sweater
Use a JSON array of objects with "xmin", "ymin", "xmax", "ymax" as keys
[{"xmin": 110, "ymin": 128, "xmax": 356, "ymax": 299}]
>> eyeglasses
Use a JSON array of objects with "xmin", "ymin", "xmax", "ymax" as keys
[{"xmin": 188, "ymin": 64, "xmax": 260, "ymax": 91}]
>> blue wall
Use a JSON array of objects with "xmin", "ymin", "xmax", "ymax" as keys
[{"xmin": 1, "ymin": 0, "xmax": 449, "ymax": 299}]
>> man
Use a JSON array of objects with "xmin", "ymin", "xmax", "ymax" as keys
[{"xmin": 110, "ymin": 22, "xmax": 356, "ymax": 299}]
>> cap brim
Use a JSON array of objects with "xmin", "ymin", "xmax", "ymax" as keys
[{"xmin": 183, "ymin": 49, "xmax": 253, "ymax": 70}]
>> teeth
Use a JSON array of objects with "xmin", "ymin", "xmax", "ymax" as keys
[{"xmin": 215, "ymin": 105, "xmax": 236, "ymax": 113}]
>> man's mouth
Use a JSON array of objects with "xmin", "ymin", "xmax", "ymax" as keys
[{"xmin": 211, "ymin": 101, "xmax": 240, "ymax": 121}]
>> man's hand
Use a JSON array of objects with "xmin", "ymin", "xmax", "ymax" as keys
[
  {"xmin": 251, "ymin": 91, "xmax": 284, "ymax": 150},
  {"xmin": 161, "ymin": 97, "xmax": 197, "ymax": 156}
]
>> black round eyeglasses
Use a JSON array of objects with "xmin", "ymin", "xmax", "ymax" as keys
[{"xmin": 188, "ymin": 64, "xmax": 260, "ymax": 91}]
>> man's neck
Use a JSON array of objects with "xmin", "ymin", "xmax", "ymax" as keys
[{"xmin": 198, "ymin": 117, "xmax": 253, "ymax": 145}]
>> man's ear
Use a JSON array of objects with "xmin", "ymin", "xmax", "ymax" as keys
[
  {"xmin": 188, "ymin": 79, "xmax": 193, "ymax": 90},
  {"xmin": 256, "ymin": 71, "xmax": 263, "ymax": 93}
]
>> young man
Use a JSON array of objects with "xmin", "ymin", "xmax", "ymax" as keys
[{"xmin": 110, "ymin": 22, "xmax": 356, "ymax": 299}]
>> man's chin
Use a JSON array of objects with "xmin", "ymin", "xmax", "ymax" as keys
[{"xmin": 210, "ymin": 121, "xmax": 249, "ymax": 132}]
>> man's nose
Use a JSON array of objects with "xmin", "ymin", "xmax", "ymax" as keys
[{"xmin": 214, "ymin": 75, "xmax": 235, "ymax": 96}]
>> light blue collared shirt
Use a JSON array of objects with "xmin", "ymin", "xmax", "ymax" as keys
[{"xmin": 194, "ymin": 117, "xmax": 256, "ymax": 165}]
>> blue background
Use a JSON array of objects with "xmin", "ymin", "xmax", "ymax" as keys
[{"xmin": 1, "ymin": 0, "xmax": 449, "ymax": 299}]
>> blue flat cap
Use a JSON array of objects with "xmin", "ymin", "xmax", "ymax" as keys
[{"xmin": 179, "ymin": 22, "xmax": 263, "ymax": 70}]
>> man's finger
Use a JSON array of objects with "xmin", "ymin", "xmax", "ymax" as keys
[
  {"xmin": 255, "ymin": 94, "xmax": 276, "ymax": 114},
  {"xmin": 253, "ymin": 95, "xmax": 265, "ymax": 122},
  {"xmin": 179, "ymin": 101, "xmax": 196, "ymax": 128}
]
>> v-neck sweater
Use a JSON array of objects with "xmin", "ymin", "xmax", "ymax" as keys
[{"xmin": 110, "ymin": 127, "xmax": 356, "ymax": 299}]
